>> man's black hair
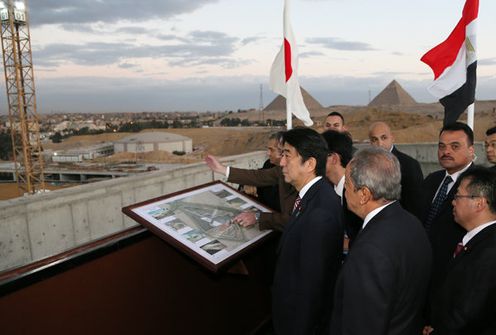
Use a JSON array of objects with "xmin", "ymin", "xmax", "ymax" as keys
[
  {"xmin": 486, "ymin": 126, "xmax": 496, "ymax": 137},
  {"xmin": 440, "ymin": 122, "xmax": 474, "ymax": 146},
  {"xmin": 321, "ymin": 130, "xmax": 353, "ymax": 167},
  {"xmin": 326, "ymin": 111, "xmax": 345, "ymax": 124},
  {"xmin": 459, "ymin": 167, "xmax": 496, "ymax": 214}
]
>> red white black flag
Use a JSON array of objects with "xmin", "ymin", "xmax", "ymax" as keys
[{"xmin": 421, "ymin": 0, "xmax": 478, "ymax": 125}]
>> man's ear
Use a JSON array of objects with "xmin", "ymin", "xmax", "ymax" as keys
[
  {"xmin": 306, "ymin": 157, "xmax": 317, "ymax": 172},
  {"xmin": 468, "ymin": 145, "xmax": 475, "ymax": 160},
  {"xmin": 475, "ymin": 197, "xmax": 487, "ymax": 212},
  {"xmin": 359, "ymin": 187, "xmax": 372, "ymax": 205}
]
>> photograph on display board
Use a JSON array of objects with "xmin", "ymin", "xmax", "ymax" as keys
[{"xmin": 122, "ymin": 181, "xmax": 273, "ymax": 272}]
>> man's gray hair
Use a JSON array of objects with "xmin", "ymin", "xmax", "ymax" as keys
[
  {"xmin": 349, "ymin": 147, "xmax": 401, "ymax": 201},
  {"xmin": 269, "ymin": 131, "xmax": 285, "ymax": 142}
]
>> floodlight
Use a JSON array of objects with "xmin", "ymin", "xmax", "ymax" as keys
[
  {"xmin": 13, "ymin": 0, "xmax": 26, "ymax": 23},
  {"xmin": 0, "ymin": 1, "xmax": 8, "ymax": 21},
  {"xmin": 14, "ymin": 1, "xmax": 25, "ymax": 12}
]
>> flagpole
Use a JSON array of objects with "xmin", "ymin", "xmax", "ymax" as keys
[
  {"xmin": 287, "ymin": 101, "xmax": 292, "ymax": 130},
  {"xmin": 284, "ymin": 0, "xmax": 292, "ymax": 130},
  {"xmin": 467, "ymin": 103, "xmax": 474, "ymax": 130},
  {"xmin": 269, "ymin": 0, "xmax": 312, "ymax": 129}
]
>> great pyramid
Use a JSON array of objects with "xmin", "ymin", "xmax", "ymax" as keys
[
  {"xmin": 264, "ymin": 87, "xmax": 323, "ymax": 111},
  {"xmin": 368, "ymin": 80, "xmax": 417, "ymax": 107}
]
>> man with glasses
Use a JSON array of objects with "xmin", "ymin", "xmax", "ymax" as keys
[
  {"xmin": 424, "ymin": 167, "xmax": 496, "ymax": 335},
  {"xmin": 485, "ymin": 126, "xmax": 496, "ymax": 171}
]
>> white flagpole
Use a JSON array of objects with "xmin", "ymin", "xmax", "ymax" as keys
[
  {"xmin": 467, "ymin": 103, "xmax": 474, "ymax": 130},
  {"xmin": 284, "ymin": 0, "xmax": 292, "ymax": 130},
  {"xmin": 287, "ymin": 102, "xmax": 292, "ymax": 129}
]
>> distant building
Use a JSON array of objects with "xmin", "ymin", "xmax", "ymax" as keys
[
  {"xmin": 114, "ymin": 132, "xmax": 192, "ymax": 154},
  {"xmin": 53, "ymin": 120, "xmax": 106, "ymax": 132},
  {"xmin": 52, "ymin": 143, "xmax": 114, "ymax": 163}
]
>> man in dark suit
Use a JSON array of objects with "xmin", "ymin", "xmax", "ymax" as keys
[
  {"xmin": 369, "ymin": 121, "xmax": 424, "ymax": 216},
  {"xmin": 485, "ymin": 126, "xmax": 496, "ymax": 171},
  {"xmin": 205, "ymin": 132, "xmax": 297, "ymax": 232},
  {"xmin": 321, "ymin": 130, "xmax": 362, "ymax": 247},
  {"xmin": 330, "ymin": 147, "xmax": 432, "ymax": 335},
  {"xmin": 256, "ymin": 132, "xmax": 285, "ymax": 211},
  {"xmin": 425, "ymin": 167, "xmax": 496, "ymax": 335},
  {"xmin": 272, "ymin": 127, "xmax": 343, "ymax": 334},
  {"xmin": 419, "ymin": 122, "xmax": 475, "ymax": 306}
]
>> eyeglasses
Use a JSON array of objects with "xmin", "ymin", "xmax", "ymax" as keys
[{"xmin": 453, "ymin": 194, "xmax": 482, "ymax": 201}]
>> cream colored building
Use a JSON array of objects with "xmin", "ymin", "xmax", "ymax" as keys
[{"xmin": 114, "ymin": 132, "xmax": 192, "ymax": 154}]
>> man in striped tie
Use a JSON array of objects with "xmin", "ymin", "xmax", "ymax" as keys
[{"xmin": 419, "ymin": 122, "xmax": 475, "ymax": 322}]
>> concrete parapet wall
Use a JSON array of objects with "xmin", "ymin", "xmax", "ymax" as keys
[
  {"xmin": 0, "ymin": 151, "xmax": 267, "ymax": 273},
  {"xmin": 0, "ymin": 142, "xmax": 491, "ymax": 274}
]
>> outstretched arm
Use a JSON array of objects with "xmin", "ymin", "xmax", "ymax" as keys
[{"xmin": 205, "ymin": 154, "xmax": 227, "ymax": 175}]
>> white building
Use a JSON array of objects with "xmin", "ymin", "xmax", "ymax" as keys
[
  {"xmin": 52, "ymin": 143, "xmax": 114, "ymax": 163},
  {"xmin": 114, "ymin": 132, "xmax": 192, "ymax": 154}
]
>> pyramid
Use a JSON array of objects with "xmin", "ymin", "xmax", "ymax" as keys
[
  {"xmin": 264, "ymin": 87, "xmax": 323, "ymax": 111},
  {"xmin": 368, "ymin": 80, "xmax": 417, "ymax": 107}
]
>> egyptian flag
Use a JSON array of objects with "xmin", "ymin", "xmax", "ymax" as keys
[
  {"xmin": 269, "ymin": 0, "xmax": 313, "ymax": 127},
  {"xmin": 421, "ymin": 0, "xmax": 478, "ymax": 125}
]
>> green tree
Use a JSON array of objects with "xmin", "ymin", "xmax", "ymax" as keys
[
  {"xmin": 172, "ymin": 120, "xmax": 183, "ymax": 128},
  {"xmin": 0, "ymin": 131, "xmax": 13, "ymax": 160},
  {"xmin": 50, "ymin": 132, "xmax": 63, "ymax": 143}
]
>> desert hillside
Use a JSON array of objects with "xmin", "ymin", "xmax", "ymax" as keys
[{"xmin": 43, "ymin": 105, "xmax": 496, "ymax": 165}]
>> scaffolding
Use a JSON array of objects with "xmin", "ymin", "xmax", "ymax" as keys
[{"xmin": 0, "ymin": 0, "xmax": 44, "ymax": 195}]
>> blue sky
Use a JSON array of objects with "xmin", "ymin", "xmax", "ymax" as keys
[{"xmin": 1, "ymin": 0, "xmax": 495, "ymax": 113}]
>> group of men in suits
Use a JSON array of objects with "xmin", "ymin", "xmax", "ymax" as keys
[
  {"xmin": 205, "ymin": 120, "xmax": 496, "ymax": 335},
  {"xmin": 419, "ymin": 122, "xmax": 496, "ymax": 335}
]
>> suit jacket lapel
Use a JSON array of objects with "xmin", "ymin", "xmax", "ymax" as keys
[
  {"xmin": 351, "ymin": 202, "xmax": 399, "ymax": 245},
  {"xmin": 277, "ymin": 179, "xmax": 323, "ymax": 253},
  {"xmin": 448, "ymin": 223, "xmax": 496, "ymax": 269},
  {"xmin": 435, "ymin": 163, "xmax": 474, "ymax": 216}
]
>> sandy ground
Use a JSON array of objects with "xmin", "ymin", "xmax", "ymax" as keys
[
  {"xmin": 0, "ymin": 182, "xmax": 74, "ymax": 201},
  {"xmin": 44, "ymin": 127, "xmax": 278, "ymax": 163}
]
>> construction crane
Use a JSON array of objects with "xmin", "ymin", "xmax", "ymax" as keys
[{"xmin": 0, "ymin": 0, "xmax": 44, "ymax": 195}]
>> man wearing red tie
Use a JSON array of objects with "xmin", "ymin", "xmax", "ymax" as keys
[
  {"xmin": 425, "ymin": 167, "xmax": 496, "ymax": 335},
  {"xmin": 272, "ymin": 127, "xmax": 343, "ymax": 335}
]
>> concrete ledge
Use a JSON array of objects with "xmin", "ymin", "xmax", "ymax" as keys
[
  {"xmin": 0, "ymin": 142, "xmax": 490, "ymax": 273},
  {"xmin": 0, "ymin": 151, "xmax": 267, "ymax": 273}
]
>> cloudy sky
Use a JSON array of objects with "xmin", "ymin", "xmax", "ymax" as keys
[{"xmin": 1, "ymin": 0, "xmax": 495, "ymax": 114}]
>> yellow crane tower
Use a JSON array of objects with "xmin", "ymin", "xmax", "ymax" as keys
[{"xmin": 0, "ymin": 0, "xmax": 44, "ymax": 195}]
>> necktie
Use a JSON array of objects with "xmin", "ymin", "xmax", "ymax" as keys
[
  {"xmin": 292, "ymin": 196, "xmax": 302, "ymax": 214},
  {"xmin": 453, "ymin": 242, "xmax": 465, "ymax": 258},
  {"xmin": 425, "ymin": 175, "xmax": 453, "ymax": 231}
]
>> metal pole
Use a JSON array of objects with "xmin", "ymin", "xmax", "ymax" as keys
[{"xmin": 466, "ymin": 103, "xmax": 474, "ymax": 130}]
